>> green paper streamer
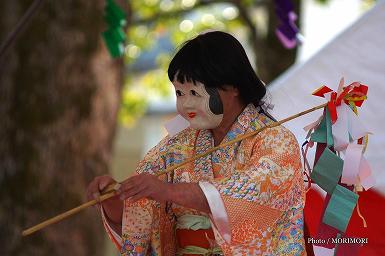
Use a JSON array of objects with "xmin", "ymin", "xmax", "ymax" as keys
[
  {"xmin": 102, "ymin": 30, "xmax": 124, "ymax": 58},
  {"xmin": 104, "ymin": 27, "xmax": 126, "ymax": 43},
  {"xmin": 323, "ymin": 185, "xmax": 359, "ymax": 233},
  {"xmin": 311, "ymin": 108, "xmax": 334, "ymax": 147},
  {"xmin": 311, "ymin": 111, "xmax": 327, "ymax": 143},
  {"xmin": 310, "ymin": 147, "xmax": 343, "ymax": 194},
  {"xmin": 104, "ymin": 11, "xmax": 125, "ymax": 28},
  {"xmin": 102, "ymin": 0, "xmax": 126, "ymax": 58},
  {"xmin": 106, "ymin": 0, "xmax": 126, "ymax": 20}
]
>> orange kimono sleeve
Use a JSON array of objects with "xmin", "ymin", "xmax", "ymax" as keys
[{"xmin": 200, "ymin": 126, "xmax": 306, "ymax": 255}]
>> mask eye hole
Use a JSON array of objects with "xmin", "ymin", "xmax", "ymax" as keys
[
  {"xmin": 176, "ymin": 90, "xmax": 184, "ymax": 97},
  {"xmin": 190, "ymin": 90, "xmax": 200, "ymax": 96}
]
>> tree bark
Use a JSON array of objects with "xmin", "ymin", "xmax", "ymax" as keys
[{"xmin": 0, "ymin": 1, "xmax": 123, "ymax": 255}]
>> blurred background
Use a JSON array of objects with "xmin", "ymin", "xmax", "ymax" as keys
[{"xmin": 0, "ymin": 0, "xmax": 382, "ymax": 255}]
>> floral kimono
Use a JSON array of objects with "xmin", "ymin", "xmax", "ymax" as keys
[{"xmin": 102, "ymin": 104, "xmax": 306, "ymax": 255}]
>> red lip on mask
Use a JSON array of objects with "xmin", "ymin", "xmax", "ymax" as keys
[{"xmin": 188, "ymin": 112, "xmax": 196, "ymax": 118}]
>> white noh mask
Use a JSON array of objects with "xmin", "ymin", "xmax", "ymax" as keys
[{"xmin": 174, "ymin": 81, "xmax": 224, "ymax": 129}]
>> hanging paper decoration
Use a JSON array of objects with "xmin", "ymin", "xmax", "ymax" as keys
[
  {"xmin": 102, "ymin": 0, "xmax": 127, "ymax": 58},
  {"xmin": 310, "ymin": 147, "xmax": 343, "ymax": 195},
  {"xmin": 303, "ymin": 78, "xmax": 373, "ymax": 255},
  {"xmin": 322, "ymin": 185, "xmax": 359, "ymax": 233},
  {"xmin": 274, "ymin": 0, "xmax": 303, "ymax": 49}
]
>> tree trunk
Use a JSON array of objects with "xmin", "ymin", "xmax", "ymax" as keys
[{"xmin": 0, "ymin": 1, "xmax": 123, "ymax": 255}]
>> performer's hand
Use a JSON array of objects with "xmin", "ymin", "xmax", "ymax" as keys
[
  {"xmin": 86, "ymin": 175, "xmax": 123, "ymax": 225},
  {"xmin": 116, "ymin": 173, "xmax": 170, "ymax": 203},
  {"xmin": 86, "ymin": 175, "xmax": 117, "ymax": 202}
]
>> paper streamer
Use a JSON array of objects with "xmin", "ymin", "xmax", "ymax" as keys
[
  {"xmin": 311, "ymin": 108, "xmax": 334, "ymax": 147},
  {"xmin": 358, "ymin": 156, "xmax": 375, "ymax": 190},
  {"xmin": 341, "ymin": 143, "xmax": 364, "ymax": 185},
  {"xmin": 322, "ymin": 185, "xmax": 359, "ymax": 233},
  {"xmin": 347, "ymin": 105, "xmax": 372, "ymax": 140},
  {"xmin": 102, "ymin": 0, "xmax": 127, "ymax": 58},
  {"xmin": 311, "ymin": 147, "xmax": 343, "ymax": 194},
  {"xmin": 331, "ymin": 104, "xmax": 349, "ymax": 151}
]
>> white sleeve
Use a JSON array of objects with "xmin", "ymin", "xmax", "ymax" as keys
[{"xmin": 199, "ymin": 181, "xmax": 231, "ymax": 243}]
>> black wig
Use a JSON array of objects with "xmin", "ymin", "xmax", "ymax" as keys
[{"xmin": 168, "ymin": 31, "xmax": 266, "ymax": 106}]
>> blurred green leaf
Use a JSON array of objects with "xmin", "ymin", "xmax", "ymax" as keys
[{"xmin": 118, "ymin": 86, "xmax": 148, "ymax": 126}]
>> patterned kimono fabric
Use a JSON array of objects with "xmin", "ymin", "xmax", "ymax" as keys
[{"xmin": 103, "ymin": 104, "xmax": 307, "ymax": 256}]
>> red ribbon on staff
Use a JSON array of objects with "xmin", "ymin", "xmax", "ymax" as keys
[{"xmin": 312, "ymin": 81, "xmax": 368, "ymax": 124}]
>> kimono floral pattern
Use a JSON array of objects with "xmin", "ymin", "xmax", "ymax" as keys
[
  {"xmin": 210, "ymin": 125, "xmax": 306, "ymax": 255},
  {"xmin": 102, "ymin": 104, "xmax": 306, "ymax": 256}
]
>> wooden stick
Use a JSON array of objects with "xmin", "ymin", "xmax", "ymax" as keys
[
  {"xmin": 22, "ymin": 102, "xmax": 327, "ymax": 236},
  {"xmin": 22, "ymin": 191, "xmax": 117, "ymax": 236}
]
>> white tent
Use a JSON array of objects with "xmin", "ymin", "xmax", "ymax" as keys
[{"xmin": 269, "ymin": 0, "xmax": 385, "ymax": 195}]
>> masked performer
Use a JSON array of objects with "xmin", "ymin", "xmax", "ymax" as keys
[{"xmin": 87, "ymin": 31, "xmax": 306, "ymax": 255}]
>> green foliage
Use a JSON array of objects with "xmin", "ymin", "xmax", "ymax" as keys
[
  {"xmin": 118, "ymin": 85, "xmax": 148, "ymax": 125},
  {"xmin": 142, "ymin": 68, "xmax": 172, "ymax": 98}
]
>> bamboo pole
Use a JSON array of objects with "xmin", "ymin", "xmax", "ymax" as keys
[
  {"xmin": 22, "ymin": 191, "xmax": 117, "ymax": 236},
  {"xmin": 22, "ymin": 102, "xmax": 327, "ymax": 236}
]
